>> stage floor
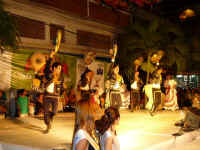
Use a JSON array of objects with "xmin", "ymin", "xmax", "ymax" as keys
[{"xmin": 0, "ymin": 110, "xmax": 200, "ymax": 150}]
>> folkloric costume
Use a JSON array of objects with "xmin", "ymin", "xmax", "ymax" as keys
[
  {"xmin": 43, "ymin": 57, "xmax": 64, "ymax": 133},
  {"xmin": 77, "ymin": 68, "xmax": 93, "ymax": 101},
  {"xmin": 108, "ymin": 67, "xmax": 124, "ymax": 109},
  {"xmin": 130, "ymin": 71, "xmax": 143, "ymax": 111},
  {"xmin": 145, "ymin": 70, "xmax": 162, "ymax": 114},
  {"xmin": 164, "ymin": 79, "xmax": 178, "ymax": 111}
]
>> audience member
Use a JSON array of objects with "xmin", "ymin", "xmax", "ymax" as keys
[
  {"xmin": 72, "ymin": 100, "xmax": 100, "ymax": 150},
  {"xmin": 95, "ymin": 107, "xmax": 120, "ymax": 150},
  {"xmin": 17, "ymin": 89, "xmax": 29, "ymax": 117}
]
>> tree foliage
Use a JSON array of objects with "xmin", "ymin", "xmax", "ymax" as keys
[
  {"xmin": 0, "ymin": 0, "xmax": 20, "ymax": 51},
  {"xmin": 117, "ymin": 14, "xmax": 189, "ymax": 85}
]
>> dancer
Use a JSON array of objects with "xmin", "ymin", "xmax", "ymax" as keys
[
  {"xmin": 164, "ymin": 75, "xmax": 178, "ymax": 111},
  {"xmin": 151, "ymin": 68, "xmax": 163, "ymax": 114},
  {"xmin": 42, "ymin": 30, "xmax": 65, "ymax": 133},
  {"xmin": 105, "ymin": 43, "xmax": 118, "ymax": 108},
  {"xmin": 77, "ymin": 68, "xmax": 94, "ymax": 101},
  {"xmin": 43, "ymin": 51, "xmax": 65, "ymax": 133},
  {"xmin": 77, "ymin": 67, "xmax": 103, "ymax": 117},
  {"xmin": 144, "ymin": 68, "xmax": 163, "ymax": 116},
  {"xmin": 108, "ymin": 64, "xmax": 124, "ymax": 109},
  {"xmin": 95, "ymin": 107, "xmax": 120, "ymax": 150},
  {"xmin": 130, "ymin": 71, "xmax": 143, "ymax": 112}
]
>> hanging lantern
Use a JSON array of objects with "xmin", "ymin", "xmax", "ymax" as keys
[
  {"xmin": 185, "ymin": 9, "xmax": 195, "ymax": 17},
  {"xmin": 179, "ymin": 9, "xmax": 195, "ymax": 20}
]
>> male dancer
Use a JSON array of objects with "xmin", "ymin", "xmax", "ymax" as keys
[
  {"xmin": 130, "ymin": 71, "xmax": 143, "ymax": 112},
  {"xmin": 43, "ymin": 51, "xmax": 65, "ymax": 133},
  {"xmin": 150, "ymin": 67, "xmax": 163, "ymax": 115}
]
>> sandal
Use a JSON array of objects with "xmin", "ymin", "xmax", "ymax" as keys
[
  {"xmin": 181, "ymin": 127, "xmax": 195, "ymax": 132},
  {"xmin": 174, "ymin": 120, "xmax": 184, "ymax": 127}
]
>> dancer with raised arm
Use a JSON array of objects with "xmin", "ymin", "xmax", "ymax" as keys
[{"xmin": 42, "ymin": 30, "xmax": 65, "ymax": 133}]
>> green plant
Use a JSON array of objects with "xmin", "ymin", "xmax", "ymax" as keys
[{"xmin": 0, "ymin": 0, "xmax": 20, "ymax": 51}]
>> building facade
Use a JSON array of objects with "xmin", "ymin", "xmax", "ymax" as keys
[{"xmin": 4, "ymin": 0, "xmax": 131, "ymax": 57}]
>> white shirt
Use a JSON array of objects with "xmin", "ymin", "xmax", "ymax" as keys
[
  {"xmin": 46, "ymin": 82, "xmax": 55, "ymax": 93},
  {"xmin": 131, "ymin": 81, "xmax": 138, "ymax": 89},
  {"xmin": 100, "ymin": 130, "xmax": 120, "ymax": 150},
  {"xmin": 80, "ymin": 84, "xmax": 90, "ymax": 91},
  {"xmin": 152, "ymin": 83, "xmax": 160, "ymax": 89},
  {"xmin": 73, "ymin": 129, "xmax": 88, "ymax": 150}
]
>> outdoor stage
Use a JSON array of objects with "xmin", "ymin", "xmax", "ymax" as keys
[{"xmin": 0, "ymin": 110, "xmax": 200, "ymax": 150}]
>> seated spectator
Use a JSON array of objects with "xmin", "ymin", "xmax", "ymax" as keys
[
  {"xmin": 192, "ymin": 92, "xmax": 200, "ymax": 109},
  {"xmin": 175, "ymin": 106, "xmax": 200, "ymax": 131},
  {"xmin": 17, "ymin": 89, "xmax": 29, "ymax": 117},
  {"xmin": 72, "ymin": 100, "xmax": 100, "ymax": 150},
  {"xmin": 95, "ymin": 107, "xmax": 120, "ymax": 150},
  {"xmin": 180, "ymin": 88, "xmax": 193, "ymax": 108}
]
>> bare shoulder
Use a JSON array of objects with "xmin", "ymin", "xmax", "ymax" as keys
[{"xmin": 76, "ymin": 139, "xmax": 88, "ymax": 150}]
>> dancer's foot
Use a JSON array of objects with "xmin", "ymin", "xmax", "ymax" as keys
[
  {"xmin": 172, "ymin": 132, "xmax": 183, "ymax": 136},
  {"xmin": 149, "ymin": 111, "xmax": 154, "ymax": 117},
  {"xmin": 174, "ymin": 120, "xmax": 184, "ymax": 127},
  {"xmin": 181, "ymin": 126, "xmax": 195, "ymax": 132},
  {"xmin": 44, "ymin": 123, "xmax": 52, "ymax": 134}
]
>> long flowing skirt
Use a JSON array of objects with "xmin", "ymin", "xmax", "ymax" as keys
[
  {"xmin": 144, "ymin": 84, "xmax": 154, "ymax": 110},
  {"xmin": 164, "ymin": 88, "xmax": 178, "ymax": 111}
]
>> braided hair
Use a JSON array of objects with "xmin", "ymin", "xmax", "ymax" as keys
[{"xmin": 95, "ymin": 107, "xmax": 120, "ymax": 135}]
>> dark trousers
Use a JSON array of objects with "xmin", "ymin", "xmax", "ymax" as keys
[
  {"xmin": 110, "ymin": 91, "xmax": 121, "ymax": 109},
  {"xmin": 151, "ymin": 89, "xmax": 161, "ymax": 112},
  {"xmin": 43, "ymin": 96, "xmax": 58, "ymax": 125},
  {"xmin": 35, "ymin": 101, "xmax": 43, "ymax": 115},
  {"xmin": 184, "ymin": 111, "xmax": 200, "ymax": 129},
  {"xmin": 130, "ymin": 90, "xmax": 140, "ymax": 111},
  {"xmin": 31, "ymin": 92, "xmax": 40, "ymax": 115}
]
